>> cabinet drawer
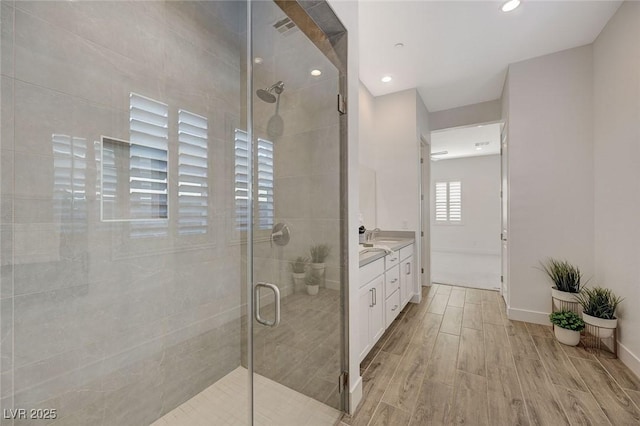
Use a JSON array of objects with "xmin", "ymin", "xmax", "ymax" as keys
[
  {"xmin": 399, "ymin": 244, "xmax": 414, "ymax": 261},
  {"xmin": 385, "ymin": 252, "xmax": 400, "ymax": 269},
  {"xmin": 384, "ymin": 265, "xmax": 400, "ymax": 298},
  {"xmin": 385, "ymin": 289, "xmax": 401, "ymax": 328},
  {"xmin": 360, "ymin": 257, "xmax": 384, "ymax": 288}
]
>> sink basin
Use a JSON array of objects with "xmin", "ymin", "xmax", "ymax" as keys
[
  {"xmin": 359, "ymin": 246, "xmax": 388, "ymax": 255},
  {"xmin": 373, "ymin": 239, "xmax": 403, "ymax": 245}
]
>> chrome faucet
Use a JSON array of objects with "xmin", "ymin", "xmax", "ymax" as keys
[{"xmin": 366, "ymin": 228, "xmax": 381, "ymax": 242}]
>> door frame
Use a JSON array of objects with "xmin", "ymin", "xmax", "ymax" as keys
[
  {"xmin": 425, "ymin": 120, "xmax": 507, "ymax": 293},
  {"xmin": 420, "ymin": 136, "xmax": 431, "ymax": 288}
]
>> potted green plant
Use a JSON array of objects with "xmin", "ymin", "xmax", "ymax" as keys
[
  {"xmin": 305, "ymin": 269, "xmax": 320, "ymax": 296},
  {"xmin": 549, "ymin": 310, "xmax": 585, "ymax": 346},
  {"xmin": 575, "ymin": 287, "xmax": 623, "ymax": 338},
  {"xmin": 538, "ymin": 258, "xmax": 584, "ymax": 310},
  {"xmin": 309, "ymin": 244, "xmax": 331, "ymax": 283},
  {"xmin": 290, "ymin": 256, "xmax": 308, "ymax": 293}
]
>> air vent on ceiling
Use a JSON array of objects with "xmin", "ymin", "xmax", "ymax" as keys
[{"xmin": 273, "ymin": 16, "xmax": 298, "ymax": 36}]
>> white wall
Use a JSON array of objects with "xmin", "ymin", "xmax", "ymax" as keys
[
  {"xmin": 359, "ymin": 83, "xmax": 377, "ymax": 228},
  {"xmin": 505, "ymin": 45, "xmax": 594, "ymax": 324},
  {"xmin": 593, "ymin": 1, "xmax": 640, "ymax": 376},
  {"xmin": 429, "ymin": 99, "xmax": 502, "ymax": 131},
  {"xmin": 374, "ymin": 89, "xmax": 420, "ymax": 232},
  {"xmin": 431, "ymin": 155, "xmax": 501, "ymax": 255}
]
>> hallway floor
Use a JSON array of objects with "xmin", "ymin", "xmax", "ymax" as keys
[{"xmin": 341, "ymin": 284, "xmax": 640, "ymax": 426}]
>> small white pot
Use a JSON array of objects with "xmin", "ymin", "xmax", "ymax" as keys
[
  {"xmin": 311, "ymin": 262, "xmax": 325, "ymax": 272},
  {"xmin": 292, "ymin": 272, "xmax": 306, "ymax": 292},
  {"xmin": 582, "ymin": 313, "xmax": 617, "ymax": 338},
  {"xmin": 554, "ymin": 326, "xmax": 581, "ymax": 346},
  {"xmin": 311, "ymin": 263, "xmax": 325, "ymax": 286},
  {"xmin": 306, "ymin": 284, "xmax": 319, "ymax": 296},
  {"xmin": 551, "ymin": 287, "xmax": 579, "ymax": 311}
]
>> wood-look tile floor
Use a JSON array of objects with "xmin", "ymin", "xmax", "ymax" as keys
[{"xmin": 341, "ymin": 284, "xmax": 640, "ymax": 426}]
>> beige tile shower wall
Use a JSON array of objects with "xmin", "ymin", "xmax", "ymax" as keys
[
  {"xmin": 1, "ymin": 2, "xmax": 246, "ymax": 425},
  {"xmin": 252, "ymin": 35, "xmax": 341, "ymax": 294}
]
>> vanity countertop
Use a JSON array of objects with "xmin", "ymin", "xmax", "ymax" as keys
[{"xmin": 358, "ymin": 236, "xmax": 414, "ymax": 267}]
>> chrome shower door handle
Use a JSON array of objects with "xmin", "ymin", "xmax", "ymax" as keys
[{"xmin": 254, "ymin": 282, "xmax": 281, "ymax": 327}]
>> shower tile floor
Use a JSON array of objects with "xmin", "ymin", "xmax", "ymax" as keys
[{"xmin": 151, "ymin": 366, "xmax": 342, "ymax": 426}]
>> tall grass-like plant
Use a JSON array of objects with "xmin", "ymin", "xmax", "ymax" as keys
[
  {"xmin": 575, "ymin": 287, "xmax": 623, "ymax": 320},
  {"xmin": 538, "ymin": 258, "xmax": 583, "ymax": 293},
  {"xmin": 310, "ymin": 244, "xmax": 331, "ymax": 264},
  {"xmin": 289, "ymin": 256, "xmax": 308, "ymax": 274}
]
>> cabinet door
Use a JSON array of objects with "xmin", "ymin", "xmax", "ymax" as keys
[
  {"xmin": 358, "ymin": 283, "xmax": 373, "ymax": 362},
  {"xmin": 401, "ymin": 256, "xmax": 414, "ymax": 307},
  {"xmin": 369, "ymin": 275, "xmax": 385, "ymax": 344}
]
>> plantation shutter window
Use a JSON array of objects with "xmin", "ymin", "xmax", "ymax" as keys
[
  {"xmin": 178, "ymin": 110, "xmax": 208, "ymax": 235},
  {"xmin": 435, "ymin": 181, "xmax": 448, "ymax": 222},
  {"xmin": 257, "ymin": 138, "xmax": 274, "ymax": 230},
  {"xmin": 448, "ymin": 181, "xmax": 462, "ymax": 221},
  {"xmin": 234, "ymin": 129, "xmax": 249, "ymax": 231},
  {"xmin": 129, "ymin": 93, "xmax": 169, "ymax": 238},
  {"xmin": 52, "ymin": 134, "xmax": 87, "ymax": 233},
  {"xmin": 434, "ymin": 180, "xmax": 462, "ymax": 223},
  {"xmin": 234, "ymin": 130, "xmax": 275, "ymax": 232}
]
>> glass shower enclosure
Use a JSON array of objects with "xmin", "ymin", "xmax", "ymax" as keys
[{"xmin": 0, "ymin": 1, "xmax": 347, "ymax": 425}]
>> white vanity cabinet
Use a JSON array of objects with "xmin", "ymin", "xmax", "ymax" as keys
[
  {"xmin": 399, "ymin": 244, "xmax": 415, "ymax": 307},
  {"xmin": 358, "ymin": 259, "xmax": 385, "ymax": 362},
  {"xmin": 358, "ymin": 241, "xmax": 416, "ymax": 362}
]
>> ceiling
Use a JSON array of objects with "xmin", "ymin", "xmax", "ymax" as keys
[
  {"xmin": 431, "ymin": 123, "xmax": 501, "ymax": 160},
  {"xmin": 359, "ymin": 0, "xmax": 621, "ymax": 112}
]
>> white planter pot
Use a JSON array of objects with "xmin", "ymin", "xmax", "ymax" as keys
[
  {"xmin": 551, "ymin": 287, "xmax": 579, "ymax": 311},
  {"xmin": 292, "ymin": 272, "xmax": 306, "ymax": 293},
  {"xmin": 306, "ymin": 284, "xmax": 319, "ymax": 296},
  {"xmin": 554, "ymin": 326, "xmax": 581, "ymax": 346},
  {"xmin": 311, "ymin": 263, "xmax": 325, "ymax": 286},
  {"xmin": 582, "ymin": 313, "xmax": 617, "ymax": 338}
]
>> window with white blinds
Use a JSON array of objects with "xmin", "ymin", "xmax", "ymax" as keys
[
  {"xmin": 52, "ymin": 134, "xmax": 87, "ymax": 233},
  {"xmin": 256, "ymin": 138, "xmax": 274, "ymax": 230},
  {"xmin": 435, "ymin": 181, "xmax": 462, "ymax": 223},
  {"xmin": 178, "ymin": 109, "xmax": 208, "ymax": 235},
  {"xmin": 234, "ymin": 129, "xmax": 249, "ymax": 231},
  {"xmin": 234, "ymin": 129, "xmax": 274, "ymax": 232},
  {"xmin": 129, "ymin": 93, "xmax": 169, "ymax": 238}
]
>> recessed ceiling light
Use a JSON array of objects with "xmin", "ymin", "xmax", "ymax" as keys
[
  {"xmin": 501, "ymin": 0, "xmax": 521, "ymax": 12},
  {"xmin": 310, "ymin": 69, "xmax": 322, "ymax": 77},
  {"xmin": 254, "ymin": 57, "xmax": 263, "ymax": 64},
  {"xmin": 381, "ymin": 76, "xmax": 392, "ymax": 83},
  {"xmin": 395, "ymin": 43, "xmax": 404, "ymax": 48}
]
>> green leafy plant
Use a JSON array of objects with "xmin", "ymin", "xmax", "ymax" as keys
[
  {"xmin": 289, "ymin": 256, "xmax": 308, "ymax": 274},
  {"xmin": 575, "ymin": 287, "xmax": 623, "ymax": 320},
  {"xmin": 305, "ymin": 270, "xmax": 320, "ymax": 286},
  {"xmin": 310, "ymin": 244, "xmax": 331, "ymax": 263},
  {"xmin": 549, "ymin": 310, "xmax": 585, "ymax": 331},
  {"xmin": 538, "ymin": 258, "xmax": 584, "ymax": 293}
]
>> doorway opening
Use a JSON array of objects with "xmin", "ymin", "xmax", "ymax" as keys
[{"xmin": 428, "ymin": 122, "xmax": 504, "ymax": 292}]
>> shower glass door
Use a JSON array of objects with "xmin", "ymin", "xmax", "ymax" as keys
[{"xmin": 249, "ymin": 1, "xmax": 345, "ymax": 423}]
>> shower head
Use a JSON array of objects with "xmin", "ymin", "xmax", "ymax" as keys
[
  {"xmin": 256, "ymin": 81, "xmax": 285, "ymax": 103},
  {"xmin": 257, "ymin": 89, "xmax": 276, "ymax": 103}
]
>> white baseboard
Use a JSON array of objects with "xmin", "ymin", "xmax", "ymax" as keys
[
  {"xmin": 507, "ymin": 307, "xmax": 551, "ymax": 326},
  {"xmin": 349, "ymin": 377, "xmax": 363, "ymax": 415},
  {"xmin": 618, "ymin": 342, "xmax": 640, "ymax": 379}
]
